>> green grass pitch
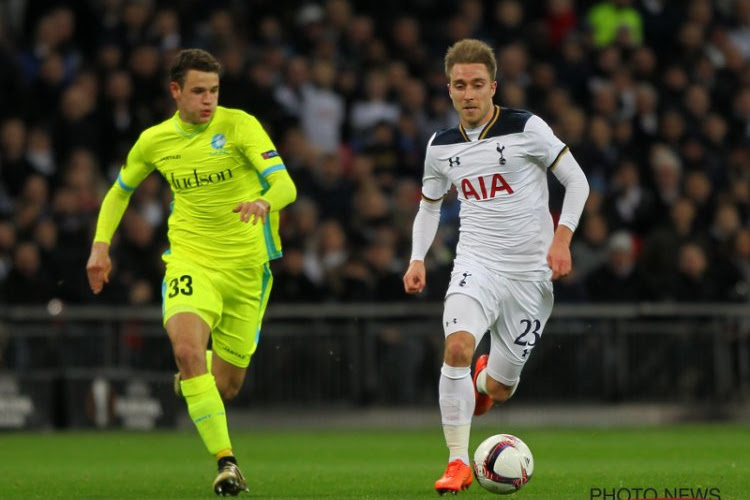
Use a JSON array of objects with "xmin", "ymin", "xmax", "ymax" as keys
[{"xmin": 1, "ymin": 423, "xmax": 748, "ymax": 499}]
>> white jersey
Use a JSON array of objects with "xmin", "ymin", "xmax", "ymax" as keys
[{"xmin": 422, "ymin": 105, "xmax": 567, "ymax": 280}]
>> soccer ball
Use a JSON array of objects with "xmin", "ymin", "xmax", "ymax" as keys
[{"xmin": 472, "ymin": 434, "xmax": 534, "ymax": 494}]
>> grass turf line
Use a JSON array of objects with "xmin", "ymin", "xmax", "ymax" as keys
[{"xmin": 0, "ymin": 423, "xmax": 747, "ymax": 499}]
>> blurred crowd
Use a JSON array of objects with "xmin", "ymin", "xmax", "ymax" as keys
[{"xmin": 2, "ymin": 0, "xmax": 750, "ymax": 307}]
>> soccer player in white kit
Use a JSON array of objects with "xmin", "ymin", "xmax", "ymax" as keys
[{"xmin": 403, "ymin": 39, "xmax": 589, "ymax": 495}]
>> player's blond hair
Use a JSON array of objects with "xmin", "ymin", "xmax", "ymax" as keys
[{"xmin": 444, "ymin": 39, "xmax": 497, "ymax": 81}]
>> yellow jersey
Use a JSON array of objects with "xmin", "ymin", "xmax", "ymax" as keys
[{"xmin": 94, "ymin": 106, "xmax": 296, "ymax": 268}]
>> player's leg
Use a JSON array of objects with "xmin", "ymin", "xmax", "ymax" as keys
[
  {"xmin": 474, "ymin": 355, "xmax": 518, "ymax": 408},
  {"xmin": 211, "ymin": 353, "xmax": 247, "ymax": 401},
  {"xmin": 166, "ymin": 312, "xmax": 235, "ymax": 467},
  {"xmin": 163, "ymin": 261, "xmax": 244, "ymax": 495},
  {"xmin": 205, "ymin": 356, "xmax": 248, "ymax": 496},
  {"xmin": 207, "ymin": 262, "xmax": 272, "ymax": 496},
  {"xmin": 435, "ymin": 292, "xmax": 491, "ymax": 494},
  {"xmin": 177, "ymin": 349, "xmax": 246, "ymax": 402},
  {"xmin": 475, "ymin": 277, "xmax": 554, "ymax": 411},
  {"xmin": 211, "ymin": 262, "xmax": 272, "ymax": 394},
  {"xmin": 174, "ymin": 349, "xmax": 213, "ymax": 398}
]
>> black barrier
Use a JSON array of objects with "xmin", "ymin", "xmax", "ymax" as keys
[
  {"xmin": 61, "ymin": 370, "xmax": 178, "ymax": 429},
  {"xmin": 0, "ymin": 372, "xmax": 56, "ymax": 430}
]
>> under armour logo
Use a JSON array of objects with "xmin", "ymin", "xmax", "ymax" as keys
[
  {"xmin": 445, "ymin": 318, "xmax": 458, "ymax": 327},
  {"xmin": 497, "ymin": 144, "xmax": 506, "ymax": 165},
  {"xmin": 459, "ymin": 272, "xmax": 471, "ymax": 287},
  {"xmin": 448, "ymin": 156, "xmax": 461, "ymax": 168}
]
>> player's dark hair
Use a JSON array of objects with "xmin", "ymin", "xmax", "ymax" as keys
[
  {"xmin": 169, "ymin": 48, "xmax": 222, "ymax": 87},
  {"xmin": 444, "ymin": 39, "xmax": 497, "ymax": 81}
]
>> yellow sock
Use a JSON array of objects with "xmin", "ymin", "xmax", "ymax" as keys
[
  {"xmin": 180, "ymin": 373, "xmax": 231, "ymax": 455},
  {"xmin": 206, "ymin": 350, "xmax": 213, "ymax": 373},
  {"xmin": 215, "ymin": 448, "xmax": 234, "ymax": 461}
]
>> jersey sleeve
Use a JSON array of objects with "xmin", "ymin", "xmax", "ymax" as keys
[
  {"xmin": 235, "ymin": 113, "xmax": 296, "ymax": 210},
  {"xmin": 259, "ymin": 168, "xmax": 297, "ymax": 212},
  {"xmin": 421, "ymin": 134, "xmax": 451, "ymax": 201},
  {"xmin": 93, "ymin": 138, "xmax": 155, "ymax": 244},
  {"xmin": 525, "ymin": 115, "xmax": 568, "ymax": 169},
  {"xmin": 236, "ymin": 113, "xmax": 285, "ymax": 175}
]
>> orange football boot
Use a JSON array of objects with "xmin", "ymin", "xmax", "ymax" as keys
[
  {"xmin": 434, "ymin": 459, "xmax": 473, "ymax": 495},
  {"xmin": 472, "ymin": 354, "xmax": 493, "ymax": 416}
]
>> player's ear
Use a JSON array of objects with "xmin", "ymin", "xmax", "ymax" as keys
[
  {"xmin": 447, "ymin": 82, "xmax": 452, "ymax": 97},
  {"xmin": 169, "ymin": 81, "xmax": 181, "ymax": 99},
  {"xmin": 491, "ymin": 81, "xmax": 497, "ymax": 96}
]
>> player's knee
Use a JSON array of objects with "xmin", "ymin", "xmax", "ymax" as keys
[
  {"xmin": 172, "ymin": 343, "xmax": 205, "ymax": 373},
  {"xmin": 443, "ymin": 332, "xmax": 475, "ymax": 366}
]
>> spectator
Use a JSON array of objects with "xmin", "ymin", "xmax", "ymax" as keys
[
  {"xmin": 671, "ymin": 241, "xmax": 735, "ymax": 302},
  {"xmin": 1, "ymin": 0, "xmax": 749, "ymax": 308},
  {"xmin": 0, "ymin": 118, "xmax": 32, "ymax": 198},
  {"xmin": 729, "ymin": 228, "xmax": 750, "ymax": 301},
  {"xmin": 639, "ymin": 197, "xmax": 710, "ymax": 300},
  {"xmin": 489, "ymin": 0, "xmax": 528, "ymax": 48},
  {"xmin": 543, "ymin": 0, "xmax": 579, "ymax": 49},
  {"xmin": 570, "ymin": 211, "xmax": 610, "ymax": 283},
  {"xmin": 349, "ymin": 68, "xmax": 400, "ymax": 144},
  {"xmin": 25, "ymin": 125, "xmax": 57, "ymax": 181},
  {"xmin": 303, "ymin": 218, "xmax": 348, "ymax": 291},
  {"xmin": 364, "ymin": 238, "xmax": 404, "ymax": 302},
  {"xmin": 602, "ymin": 158, "xmax": 656, "ymax": 234},
  {"xmin": 0, "ymin": 219, "xmax": 17, "ymax": 282},
  {"xmin": 585, "ymin": 230, "xmax": 650, "ymax": 302},
  {"xmin": 2, "ymin": 240, "xmax": 55, "ymax": 303},
  {"xmin": 683, "ymin": 169, "xmax": 716, "ymax": 231},
  {"xmin": 649, "ymin": 144, "xmax": 683, "ymax": 223},
  {"xmin": 51, "ymin": 83, "xmax": 101, "ymax": 165},
  {"xmin": 299, "ymin": 59, "xmax": 346, "ymax": 154},
  {"xmin": 274, "ymin": 55, "xmax": 311, "ymax": 124},
  {"xmin": 388, "ymin": 15, "xmax": 429, "ymax": 76},
  {"xmin": 271, "ymin": 241, "xmax": 322, "ymax": 302},
  {"xmin": 587, "ymin": 0, "xmax": 644, "ymax": 48}
]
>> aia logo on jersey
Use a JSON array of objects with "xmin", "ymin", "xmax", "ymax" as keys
[{"xmin": 461, "ymin": 173, "xmax": 514, "ymax": 200}]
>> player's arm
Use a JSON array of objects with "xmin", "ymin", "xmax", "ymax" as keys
[
  {"xmin": 233, "ymin": 167, "xmax": 297, "ymax": 224},
  {"xmin": 548, "ymin": 150, "xmax": 589, "ymax": 280},
  {"xmin": 86, "ymin": 141, "xmax": 154, "ymax": 294},
  {"xmin": 404, "ymin": 135, "xmax": 448, "ymax": 294},
  {"xmin": 404, "ymin": 195, "xmax": 443, "ymax": 294},
  {"xmin": 233, "ymin": 113, "xmax": 297, "ymax": 224}
]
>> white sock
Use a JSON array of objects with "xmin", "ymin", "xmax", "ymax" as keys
[
  {"xmin": 439, "ymin": 364, "xmax": 473, "ymax": 465},
  {"xmin": 444, "ymin": 424, "xmax": 471, "ymax": 465},
  {"xmin": 476, "ymin": 369, "xmax": 488, "ymax": 395}
]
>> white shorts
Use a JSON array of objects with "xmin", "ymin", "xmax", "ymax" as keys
[{"xmin": 443, "ymin": 262, "xmax": 554, "ymax": 386}]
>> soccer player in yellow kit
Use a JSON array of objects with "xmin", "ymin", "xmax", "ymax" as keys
[{"xmin": 86, "ymin": 49, "xmax": 296, "ymax": 496}]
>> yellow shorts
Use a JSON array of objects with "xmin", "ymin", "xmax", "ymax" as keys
[{"xmin": 162, "ymin": 260, "xmax": 273, "ymax": 368}]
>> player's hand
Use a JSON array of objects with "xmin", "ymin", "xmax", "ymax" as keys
[
  {"xmin": 86, "ymin": 242, "xmax": 112, "ymax": 294},
  {"xmin": 233, "ymin": 199, "xmax": 270, "ymax": 224},
  {"xmin": 547, "ymin": 239, "xmax": 572, "ymax": 280},
  {"xmin": 548, "ymin": 225, "xmax": 574, "ymax": 280},
  {"xmin": 403, "ymin": 260, "xmax": 427, "ymax": 294}
]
